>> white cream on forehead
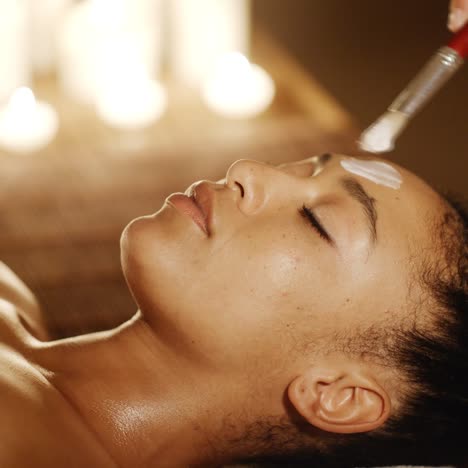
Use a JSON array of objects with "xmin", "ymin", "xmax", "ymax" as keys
[{"xmin": 340, "ymin": 157, "xmax": 402, "ymax": 190}]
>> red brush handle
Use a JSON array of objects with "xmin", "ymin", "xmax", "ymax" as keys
[{"xmin": 447, "ymin": 22, "xmax": 468, "ymax": 58}]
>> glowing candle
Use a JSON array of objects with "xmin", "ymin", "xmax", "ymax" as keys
[
  {"xmin": 95, "ymin": 46, "xmax": 167, "ymax": 130},
  {"xmin": 58, "ymin": 0, "xmax": 162, "ymax": 103},
  {"xmin": 0, "ymin": 87, "xmax": 59, "ymax": 153},
  {"xmin": 27, "ymin": 0, "xmax": 73, "ymax": 75},
  {"xmin": 0, "ymin": 0, "xmax": 30, "ymax": 102},
  {"xmin": 169, "ymin": 0, "xmax": 251, "ymax": 86},
  {"xmin": 202, "ymin": 53, "xmax": 275, "ymax": 119}
]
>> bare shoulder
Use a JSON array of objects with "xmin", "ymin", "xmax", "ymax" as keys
[
  {"xmin": 0, "ymin": 262, "xmax": 115, "ymax": 466},
  {"xmin": 0, "ymin": 265, "xmax": 117, "ymax": 466},
  {"xmin": 0, "ymin": 346, "xmax": 116, "ymax": 467},
  {"xmin": 0, "ymin": 261, "xmax": 48, "ymax": 340}
]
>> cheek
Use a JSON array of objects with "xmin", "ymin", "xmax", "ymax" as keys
[
  {"xmin": 256, "ymin": 249, "xmax": 304, "ymax": 293},
  {"xmin": 191, "ymin": 244, "xmax": 328, "ymax": 369},
  {"xmin": 244, "ymin": 229, "xmax": 335, "ymax": 301},
  {"xmin": 229, "ymin": 233, "xmax": 345, "ymax": 352},
  {"xmin": 212, "ymin": 232, "xmax": 318, "ymax": 318}
]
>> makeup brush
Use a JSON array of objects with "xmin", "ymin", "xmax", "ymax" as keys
[{"xmin": 359, "ymin": 23, "xmax": 468, "ymax": 154}]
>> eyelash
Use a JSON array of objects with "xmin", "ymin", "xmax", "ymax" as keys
[{"xmin": 299, "ymin": 205, "xmax": 332, "ymax": 243}]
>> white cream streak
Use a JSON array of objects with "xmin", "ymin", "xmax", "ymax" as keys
[{"xmin": 340, "ymin": 158, "xmax": 403, "ymax": 190}]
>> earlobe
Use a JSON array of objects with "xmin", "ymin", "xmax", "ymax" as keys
[{"xmin": 287, "ymin": 368, "xmax": 391, "ymax": 434}]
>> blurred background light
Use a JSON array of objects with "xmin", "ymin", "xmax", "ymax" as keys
[
  {"xmin": 0, "ymin": 86, "xmax": 58, "ymax": 153},
  {"xmin": 201, "ymin": 52, "xmax": 275, "ymax": 118},
  {"xmin": 0, "ymin": 0, "xmax": 266, "ymax": 151}
]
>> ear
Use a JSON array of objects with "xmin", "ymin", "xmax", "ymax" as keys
[{"xmin": 287, "ymin": 366, "xmax": 391, "ymax": 434}]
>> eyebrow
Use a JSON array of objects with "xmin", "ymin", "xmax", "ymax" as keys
[{"xmin": 340, "ymin": 177, "xmax": 378, "ymax": 244}]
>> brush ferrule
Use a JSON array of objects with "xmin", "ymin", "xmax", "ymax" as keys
[{"xmin": 388, "ymin": 46, "xmax": 464, "ymax": 116}]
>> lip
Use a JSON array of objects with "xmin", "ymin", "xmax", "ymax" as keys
[
  {"xmin": 167, "ymin": 185, "xmax": 213, "ymax": 235},
  {"xmin": 190, "ymin": 183, "xmax": 213, "ymax": 234}
]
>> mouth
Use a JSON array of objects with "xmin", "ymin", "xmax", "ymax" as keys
[{"xmin": 167, "ymin": 184, "xmax": 212, "ymax": 235}]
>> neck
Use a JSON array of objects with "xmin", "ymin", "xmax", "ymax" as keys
[{"xmin": 34, "ymin": 313, "xmax": 230, "ymax": 467}]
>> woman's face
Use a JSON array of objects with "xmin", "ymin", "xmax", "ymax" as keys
[{"xmin": 121, "ymin": 154, "xmax": 442, "ymax": 378}]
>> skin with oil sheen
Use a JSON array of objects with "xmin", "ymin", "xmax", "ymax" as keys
[{"xmin": 340, "ymin": 158, "xmax": 403, "ymax": 190}]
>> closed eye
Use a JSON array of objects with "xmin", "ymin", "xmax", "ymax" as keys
[{"xmin": 299, "ymin": 205, "xmax": 334, "ymax": 246}]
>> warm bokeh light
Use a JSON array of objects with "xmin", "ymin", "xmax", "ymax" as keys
[
  {"xmin": 89, "ymin": 0, "xmax": 127, "ymax": 27},
  {"xmin": 8, "ymin": 86, "xmax": 36, "ymax": 120},
  {"xmin": 202, "ymin": 52, "xmax": 275, "ymax": 118},
  {"xmin": 0, "ymin": 86, "xmax": 58, "ymax": 153},
  {"xmin": 96, "ymin": 75, "xmax": 167, "ymax": 130},
  {"xmin": 169, "ymin": 0, "xmax": 251, "ymax": 85}
]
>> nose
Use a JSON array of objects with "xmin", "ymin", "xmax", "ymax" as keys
[{"xmin": 225, "ymin": 159, "xmax": 281, "ymax": 215}]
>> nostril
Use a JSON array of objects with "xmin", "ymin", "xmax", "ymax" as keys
[{"xmin": 235, "ymin": 181, "xmax": 245, "ymax": 198}]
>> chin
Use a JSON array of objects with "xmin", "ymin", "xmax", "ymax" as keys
[
  {"xmin": 119, "ymin": 211, "xmax": 165, "ymax": 289},
  {"xmin": 119, "ymin": 206, "xmax": 198, "ymax": 317},
  {"xmin": 121, "ymin": 214, "xmax": 152, "ymax": 266},
  {"xmin": 120, "ymin": 203, "xmax": 174, "ymax": 263}
]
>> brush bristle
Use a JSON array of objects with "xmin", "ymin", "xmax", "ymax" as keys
[{"xmin": 359, "ymin": 111, "xmax": 408, "ymax": 154}]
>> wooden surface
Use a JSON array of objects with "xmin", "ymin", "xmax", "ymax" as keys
[{"xmin": 0, "ymin": 32, "xmax": 359, "ymax": 338}]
